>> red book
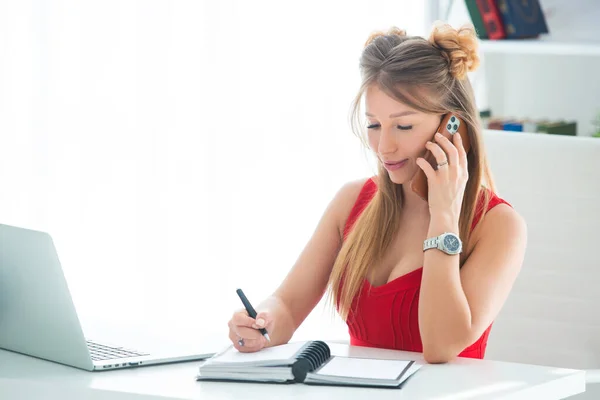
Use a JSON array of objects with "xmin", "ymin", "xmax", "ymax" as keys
[{"xmin": 475, "ymin": 0, "xmax": 506, "ymax": 40}]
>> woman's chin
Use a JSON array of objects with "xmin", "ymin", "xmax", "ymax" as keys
[
  {"xmin": 385, "ymin": 167, "xmax": 418, "ymax": 185},
  {"xmin": 386, "ymin": 171, "xmax": 409, "ymax": 185}
]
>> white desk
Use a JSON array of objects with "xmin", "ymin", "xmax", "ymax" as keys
[{"xmin": 0, "ymin": 342, "xmax": 585, "ymax": 400}]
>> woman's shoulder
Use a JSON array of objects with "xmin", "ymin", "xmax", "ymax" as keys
[
  {"xmin": 472, "ymin": 189, "xmax": 513, "ymax": 226},
  {"xmin": 471, "ymin": 189, "xmax": 527, "ymax": 246},
  {"xmin": 327, "ymin": 177, "xmax": 376, "ymax": 239},
  {"xmin": 332, "ymin": 176, "xmax": 376, "ymax": 204},
  {"xmin": 331, "ymin": 177, "xmax": 375, "ymax": 215},
  {"xmin": 483, "ymin": 197, "xmax": 523, "ymax": 227}
]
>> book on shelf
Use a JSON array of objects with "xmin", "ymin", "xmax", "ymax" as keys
[
  {"xmin": 196, "ymin": 340, "xmax": 422, "ymax": 389},
  {"xmin": 482, "ymin": 114, "xmax": 577, "ymax": 136},
  {"xmin": 537, "ymin": 121, "xmax": 577, "ymax": 136},
  {"xmin": 465, "ymin": 0, "xmax": 488, "ymax": 39},
  {"xmin": 496, "ymin": 0, "xmax": 549, "ymax": 39},
  {"xmin": 468, "ymin": 0, "xmax": 549, "ymax": 41},
  {"xmin": 474, "ymin": 0, "xmax": 506, "ymax": 40}
]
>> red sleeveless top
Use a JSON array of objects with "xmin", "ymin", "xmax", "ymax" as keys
[{"xmin": 342, "ymin": 178, "xmax": 510, "ymax": 359}]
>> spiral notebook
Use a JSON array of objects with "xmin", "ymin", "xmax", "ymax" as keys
[{"xmin": 196, "ymin": 341, "xmax": 421, "ymax": 388}]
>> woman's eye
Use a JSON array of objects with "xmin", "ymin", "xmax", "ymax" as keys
[{"xmin": 366, "ymin": 124, "xmax": 412, "ymax": 130}]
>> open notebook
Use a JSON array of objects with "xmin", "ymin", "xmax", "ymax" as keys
[{"xmin": 196, "ymin": 340, "xmax": 422, "ymax": 388}]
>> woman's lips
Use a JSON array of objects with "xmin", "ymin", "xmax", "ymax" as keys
[{"xmin": 383, "ymin": 159, "xmax": 408, "ymax": 171}]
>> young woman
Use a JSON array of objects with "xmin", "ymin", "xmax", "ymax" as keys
[{"xmin": 226, "ymin": 22, "xmax": 527, "ymax": 363}]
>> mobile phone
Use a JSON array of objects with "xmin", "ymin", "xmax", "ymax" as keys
[{"xmin": 410, "ymin": 113, "xmax": 471, "ymax": 202}]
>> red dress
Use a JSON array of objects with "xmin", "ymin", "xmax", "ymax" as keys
[{"xmin": 342, "ymin": 178, "xmax": 510, "ymax": 359}]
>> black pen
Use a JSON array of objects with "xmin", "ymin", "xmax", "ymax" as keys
[{"xmin": 236, "ymin": 288, "xmax": 271, "ymax": 342}]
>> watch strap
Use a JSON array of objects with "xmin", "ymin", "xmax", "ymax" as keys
[{"xmin": 423, "ymin": 236, "xmax": 439, "ymax": 251}]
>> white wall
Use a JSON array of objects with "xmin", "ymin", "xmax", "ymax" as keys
[{"xmin": 0, "ymin": 1, "xmax": 425, "ymax": 346}]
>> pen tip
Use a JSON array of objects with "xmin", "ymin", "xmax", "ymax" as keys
[{"xmin": 265, "ymin": 333, "xmax": 271, "ymax": 342}]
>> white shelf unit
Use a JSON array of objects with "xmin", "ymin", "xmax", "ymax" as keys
[
  {"xmin": 428, "ymin": 0, "xmax": 600, "ymax": 137},
  {"xmin": 479, "ymin": 39, "xmax": 600, "ymax": 57},
  {"xmin": 477, "ymin": 40, "xmax": 600, "ymax": 137}
]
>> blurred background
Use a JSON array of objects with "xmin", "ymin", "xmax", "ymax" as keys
[{"xmin": 0, "ymin": 0, "xmax": 598, "ymax": 350}]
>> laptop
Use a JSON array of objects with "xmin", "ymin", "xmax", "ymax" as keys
[{"xmin": 0, "ymin": 223, "xmax": 217, "ymax": 371}]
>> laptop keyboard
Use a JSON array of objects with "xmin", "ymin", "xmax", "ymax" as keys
[{"xmin": 87, "ymin": 340, "xmax": 150, "ymax": 361}]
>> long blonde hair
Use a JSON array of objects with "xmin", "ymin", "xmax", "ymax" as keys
[{"xmin": 328, "ymin": 22, "xmax": 496, "ymax": 321}]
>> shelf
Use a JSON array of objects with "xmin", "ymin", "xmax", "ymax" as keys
[{"xmin": 479, "ymin": 39, "xmax": 600, "ymax": 57}]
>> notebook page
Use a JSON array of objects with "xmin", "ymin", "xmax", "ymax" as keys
[
  {"xmin": 209, "ymin": 341, "xmax": 308, "ymax": 364},
  {"xmin": 401, "ymin": 362, "xmax": 422, "ymax": 382},
  {"xmin": 316, "ymin": 357, "xmax": 412, "ymax": 380}
]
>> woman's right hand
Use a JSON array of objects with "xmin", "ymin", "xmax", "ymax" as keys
[{"xmin": 227, "ymin": 309, "xmax": 274, "ymax": 353}]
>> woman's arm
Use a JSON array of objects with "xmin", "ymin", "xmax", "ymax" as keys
[
  {"xmin": 416, "ymin": 132, "xmax": 527, "ymax": 363},
  {"xmin": 419, "ymin": 205, "xmax": 527, "ymax": 363},
  {"xmin": 255, "ymin": 179, "xmax": 367, "ymax": 346}
]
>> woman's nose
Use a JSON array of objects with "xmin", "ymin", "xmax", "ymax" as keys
[{"xmin": 378, "ymin": 128, "xmax": 397, "ymax": 155}]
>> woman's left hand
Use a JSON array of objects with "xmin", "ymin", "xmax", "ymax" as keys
[{"xmin": 416, "ymin": 132, "xmax": 468, "ymax": 224}]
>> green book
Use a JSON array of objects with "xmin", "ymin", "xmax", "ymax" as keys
[
  {"xmin": 537, "ymin": 121, "xmax": 577, "ymax": 136},
  {"xmin": 464, "ymin": 0, "xmax": 488, "ymax": 39},
  {"xmin": 479, "ymin": 109, "xmax": 492, "ymax": 119}
]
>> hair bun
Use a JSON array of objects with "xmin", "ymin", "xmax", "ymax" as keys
[
  {"xmin": 364, "ymin": 26, "xmax": 407, "ymax": 47},
  {"xmin": 428, "ymin": 21, "xmax": 480, "ymax": 79}
]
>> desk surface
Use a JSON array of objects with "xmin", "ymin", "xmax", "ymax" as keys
[{"xmin": 0, "ymin": 342, "xmax": 585, "ymax": 400}]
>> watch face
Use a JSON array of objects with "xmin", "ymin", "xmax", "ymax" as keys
[{"xmin": 443, "ymin": 234, "xmax": 461, "ymax": 253}]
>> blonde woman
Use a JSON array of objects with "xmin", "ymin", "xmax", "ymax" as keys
[{"xmin": 227, "ymin": 22, "xmax": 527, "ymax": 363}]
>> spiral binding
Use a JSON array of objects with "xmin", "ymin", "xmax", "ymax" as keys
[{"xmin": 291, "ymin": 341, "xmax": 331, "ymax": 382}]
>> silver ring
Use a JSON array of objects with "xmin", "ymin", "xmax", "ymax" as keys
[
  {"xmin": 437, "ymin": 160, "xmax": 448, "ymax": 168},
  {"xmin": 237, "ymin": 338, "xmax": 245, "ymax": 347}
]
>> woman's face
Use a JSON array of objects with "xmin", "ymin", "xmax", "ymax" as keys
[{"xmin": 364, "ymin": 85, "xmax": 442, "ymax": 185}]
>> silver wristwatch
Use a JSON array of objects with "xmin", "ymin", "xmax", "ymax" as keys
[{"xmin": 423, "ymin": 232, "xmax": 462, "ymax": 255}]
